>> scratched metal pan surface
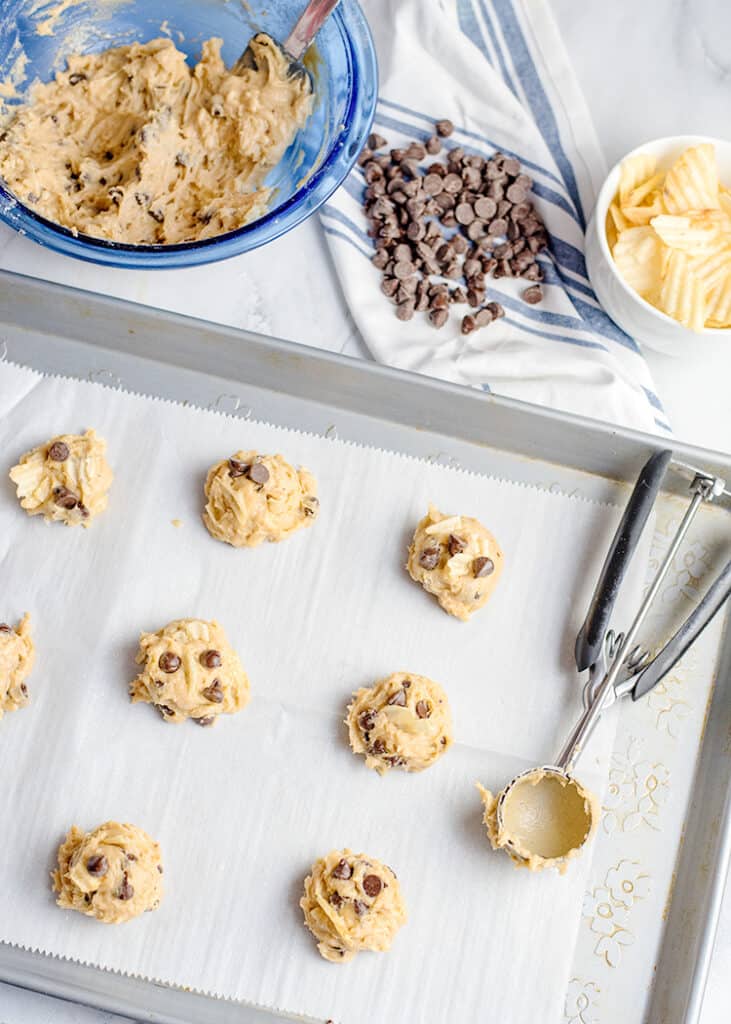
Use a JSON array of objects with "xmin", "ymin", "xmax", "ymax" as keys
[{"xmin": 0, "ymin": 269, "xmax": 728, "ymax": 1024}]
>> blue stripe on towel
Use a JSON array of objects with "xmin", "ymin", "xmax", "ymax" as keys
[
  {"xmin": 501, "ymin": 314, "xmax": 607, "ymax": 353},
  {"xmin": 342, "ymin": 174, "xmax": 366, "ymax": 206},
  {"xmin": 568, "ymin": 296, "xmax": 640, "ymax": 352},
  {"xmin": 642, "ymin": 386, "xmax": 670, "ymax": 424},
  {"xmin": 489, "ymin": 0, "xmax": 585, "ymax": 227},
  {"xmin": 545, "ymin": 236, "xmax": 589, "ymax": 282},
  {"xmin": 642, "ymin": 386, "xmax": 664, "ymax": 411},
  {"xmin": 455, "ymin": 0, "xmax": 497, "ymax": 71},
  {"xmin": 477, "ymin": 0, "xmax": 520, "ymax": 99},
  {"xmin": 539, "ymin": 261, "xmax": 595, "ymax": 301},
  {"xmin": 495, "ymin": 295, "xmax": 607, "ymax": 346},
  {"xmin": 322, "ymin": 225, "xmax": 373, "ymax": 260},
  {"xmin": 321, "ymin": 204, "xmax": 373, "ymax": 248}
]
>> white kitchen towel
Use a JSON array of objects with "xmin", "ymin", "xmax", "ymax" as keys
[{"xmin": 321, "ymin": 0, "xmax": 671, "ymax": 435}]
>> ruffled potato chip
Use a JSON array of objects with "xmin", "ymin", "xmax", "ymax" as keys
[
  {"xmin": 691, "ymin": 245, "xmax": 731, "ymax": 291},
  {"xmin": 658, "ymin": 250, "xmax": 705, "ymax": 331},
  {"xmin": 705, "ymin": 270, "xmax": 731, "ymax": 327},
  {"xmin": 663, "ymin": 144, "xmax": 719, "ymax": 214},
  {"xmin": 622, "ymin": 188, "xmax": 665, "ymax": 226},
  {"xmin": 619, "ymin": 154, "xmax": 657, "ymax": 208},
  {"xmin": 624, "ymin": 173, "xmax": 664, "ymax": 210},
  {"xmin": 650, "ymin": 214, "xmax": 722, "ymax": 255},
  {"xmin": 613, "ymin": 226, "xmax": 665, "ymax": 301},
  {"xmin": 609, "ymin": 201, "xmax": 630, "ymax": 233}
]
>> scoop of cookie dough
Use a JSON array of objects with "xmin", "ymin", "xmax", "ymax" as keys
[
  {"xmin": 0, "ymin": 34, "xmax": 312, "ymax": 244},
  {"xmin": 52, "ymin": 821, "xmax": 163, "ymax": 924},
  {"xmin": 300, "ymin": 849, "xmax": 406, "ymax": 962},
  {"xmin": 203, "ymin": 450, "xmax": 319, "ymax": 547},
  {"xmin": 347, "ymin": 672, "xmax": 453, "ymax": 774},
  {"xmin": 0, "ymin": 614, "xmax": 34, "ymax": 722},
  {"xmin": 129, "ymin": 618, "xmax": 250, "ymax": 726},
  {"xmin": 407, "ymin": 504, "xmax": 504, "ymax": 621},
  {"xmin": 9, "ymin": 429, "xmax": 113, "ymax": 527}
]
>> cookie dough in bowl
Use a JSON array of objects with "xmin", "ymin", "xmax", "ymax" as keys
[
  {"xmin": 9, "ymin": 429, "xmax": 113, "ymax": 527},
  {"xmin": 347, "ymin": 672, "xmax": 453, "ymax": 774},
  {"xmin": 203, "ymin": 450, "xmax": 319, "ymax": 547},
  {"xmin": 300, "ymin": 849, "xmax": 406, "ymax": 962},
  {"xmin": 0, "ymin": 614, "xmax": 34, "ymax": 722},
  {"xmin": 129, "ymin": 618, "xmax": 250, "ymax": 726},
  {"xmin": 52, "ymin": 821, "xmax": 163, "ymax": 924},
  {"xmin": 0, "ymin": 34, "xmax": 313, "ymax": 245},
  {"xmin": 407, "ymin": 504, "xmax": 504, "ymax": 621},
  {"xmin": 477, "ymin": 769, "xmax": 599, "ymax": 874}
]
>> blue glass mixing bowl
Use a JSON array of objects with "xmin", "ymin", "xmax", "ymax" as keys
[{"xmin": 0, "ymin": 0, "xmax": 377, "ymax": 268}]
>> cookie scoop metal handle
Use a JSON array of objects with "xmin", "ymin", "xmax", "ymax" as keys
[
  {"xmin": 557, "ymin": 470, "xmax": 718, "ymax": 774},
  {"xmin": 631, "ymin": 557, "xmax": 731, "ymax": 700},
  {"xmin": 234, "ymin": 0, "xmax": 342, "ymax": 79}
]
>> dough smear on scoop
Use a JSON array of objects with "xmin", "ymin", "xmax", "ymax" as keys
[
  {"xmin": 0, "ymin": 33, "xmax": 312, "ymax": 244},
  {"xmin": 477, "ymin": 769, "xmax": 599, "ymax": 873},
  {"xmin": 300, "ymin": 849, "xmax": 406, "ymax": 962},
  {"xmin": 52, "ymin": 821, "xmax": 163, "ymax": 924}
]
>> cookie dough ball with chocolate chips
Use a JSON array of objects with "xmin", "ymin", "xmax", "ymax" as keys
[
  {"xmin": 203, "ymin": 450, "xmax": 319, "ymax": 548},
  {"xmin": 407, "ymin": 504, "xmax": 503, "ymax": 621},
  {"xmin": 300, "ymin": 849, "xmax": 406, "ymax": 962},
  {"xmin": 9, "ymin": 429, "xmax": 113, "ymax": 527},
  {"xmin": 52, "ymin": 821, "xmax": 163, "ymax": 924},
  {"xmin": 129, "ymin": 618, "xmax": 250, "ymax": 726},
  {"xmin": 347, "ymin": 672, "xmax": 453, "ymax": 774},
  {"xmin": 0, "ymin": 614, "xmax": 34, "ymax": 722}
]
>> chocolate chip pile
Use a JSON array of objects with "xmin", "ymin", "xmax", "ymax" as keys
[{"xmin": 359, "ymin": 119, "xmax": 549, "ymax": 333}]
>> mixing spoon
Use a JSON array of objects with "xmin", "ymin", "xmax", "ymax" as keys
[
  {"xmin": 487, "ymin": 455, "xmax": 730, "ymax": 870},
  {"xmin": 233, "ymin": 0, "xmax": 342, "ymax": 85}
]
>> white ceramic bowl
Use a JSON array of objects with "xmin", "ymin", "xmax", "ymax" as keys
[{"xmin": 585, "ymin": 135, "xmax": 731, "ymax": 356}]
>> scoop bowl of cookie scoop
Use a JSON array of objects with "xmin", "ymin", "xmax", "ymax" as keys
[{"xmin": 0, "ymin": 0, "xmax": 377, "ymax": 267}]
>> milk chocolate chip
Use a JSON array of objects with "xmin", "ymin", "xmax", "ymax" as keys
[
  {"xmin": 47, "ymin": 441, "xmax": 70, "ymax": 462},
  {"xmin": 200, "ymin": 649, "xmax": 222, "ymax": 669},
  {"xmin": 159, "ymin": 652, "xmax": 181, "ymax": 673},
  {"xmin": 419, "ymin": 546, "xmax": 441, "ymax": 569},
  {"xmin": 117, "ymin": 873, "xmax": 134, "ymax": 900},
  {"xmin": 202, "ymin": 679, "xmax": 223, "ymax": 703},
  {"xmin": 472, "ymin": 556, "xmax": 495, "ymax": 578},
  {"xmin": 86, "ymin": 855, "xmax": 108, "ymax": 877},
  {"xmin": 248, "ymin": 462, "xmax": 270, "ymax": 485},
  {"xmin": 332, "ymin": 859, "xmax": 353, "ymax": 880},
  {"xmin": 363, "ymin": 874, "xmax": 383, "ymax": 897}
]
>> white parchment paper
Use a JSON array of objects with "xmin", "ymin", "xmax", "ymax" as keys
[{"xmin": 0, "ymin": 361, "xmax": 650, "ymax": 1024}]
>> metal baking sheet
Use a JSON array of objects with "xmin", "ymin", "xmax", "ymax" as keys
[{"xmin": 0, "ymin": 268, "xmax": 729, "ymax": 1024}]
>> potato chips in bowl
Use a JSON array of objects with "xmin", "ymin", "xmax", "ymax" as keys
[{"xmin": 586, "ymin": 136, "xmax": 731, "ymax": 353}]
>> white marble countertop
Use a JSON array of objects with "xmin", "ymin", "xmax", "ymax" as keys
[{"xmin": 0, "ymin": 1, "xmax": 729, "ymax": 1021}]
